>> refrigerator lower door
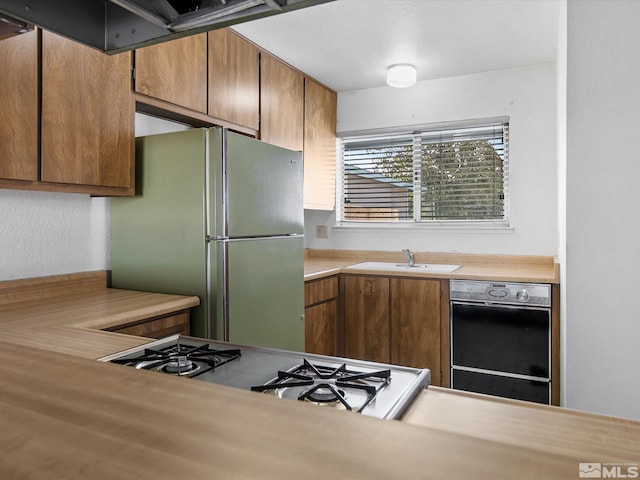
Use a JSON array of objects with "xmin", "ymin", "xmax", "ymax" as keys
[{"xmin": 225, "ymin": 235, "xmax": 304, "ymax": 351}]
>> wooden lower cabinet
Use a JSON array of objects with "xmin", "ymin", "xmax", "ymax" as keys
[
  {"xmin": 390, "ymin": 278, "xmax": 441, "ymax": 381},
  {"xmin": 342, "ymin": 275, "xmax": 390, "ymax": 364},
  {"xmin": 341, "ymin": 274, "xmax": 444, "ymax": 386},
  {"xmin": 305, "ymin": 299, "xmax": 338, "ymax": 356},
  {"xmin": 107, "ymin": 311, "xmax": 190, "ymax": 339},
  {"xmin": 304, "ymin": 276, "xmax": 339, "ymax": 356}
]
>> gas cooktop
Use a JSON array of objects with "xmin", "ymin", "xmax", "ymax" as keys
[{"xmin": 99, "ymin": 335, "xmax": 430, "ymax": 420}]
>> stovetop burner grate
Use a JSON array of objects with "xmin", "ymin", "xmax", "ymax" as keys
[
  {"xmin": 110, "ymin": 342, "xmax": 241, "ymax": 378},
  {"xmin": 251, "ymin": 359, "xmax": 391, "ymax": 412}
]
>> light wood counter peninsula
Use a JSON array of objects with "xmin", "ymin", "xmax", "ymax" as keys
[
  {"xmin": 0, "ymin": 271, "xmax": 199, "ymax": 358},
  {"xmin": 1, "ymin": 268, "xmax": 638, "ymax": 479},
  {"xmin": 403, "ymin": 387, "xmax": 640, "ymax": 463}
]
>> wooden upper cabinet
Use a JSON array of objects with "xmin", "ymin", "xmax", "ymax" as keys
[
  {"xmin": 135, "ymin": 33, "xmax": 207, "ymax": 113},
  {"xmin": 303, "ymin": 79, "xmax": 337, "ymax": 210},
  {"xmin": 260, "ymin": 52, "xmax": 304, "ymax": 151},
  {"xmin": 0, "ymin": 30, "xmax": 38, "ymax": 181},
  {"xmin": 208, "ymin": 29, "xmax": 259, "ymax": 130},
  {"xmin": 390, "ymin": 278, "xmax": 441, "ymax": 376},
  {"xmin": 343, "ymin": 275, "xmax": 390, "ymax": 364},
  {"xmin": 41, "ymin": 31, "xmax": 134, "ymax": 189}
]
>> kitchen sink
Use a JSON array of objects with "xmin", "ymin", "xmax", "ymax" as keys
[{"xmin": 345, "ymin": 262, "xmax": 461, "ymax": 274}]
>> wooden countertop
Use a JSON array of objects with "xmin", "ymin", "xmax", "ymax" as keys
[
  {"xmin": 403, "ymin": 387, "xmax": 640, "ymax": 462},
  {"xmin": 2, "ymin": 339, "xmax": 632, "ymax": 480},
  {"xmin": 304, "ymin": 249, "xmax": 560, "ymax": 284},
  {"xmin": 0, "ymin": 271, "xmax": 199, "ymax": 359},
  {"xmin": 2, "ymin": 270, "xmax": 638, "ymax": 479},
  {"xmin": 304, "ymin": 257, "xmax": 356, "ymax": 280}
]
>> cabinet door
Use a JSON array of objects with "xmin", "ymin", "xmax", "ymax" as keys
[
  {"xmin": 41, "ymin": 32, "xmax": 133, "ymax": 189},
  {"xmin": 260, "ymin": 52, "xmax": 304, "ymax": 151},
  {"xmin": 305, "ymin": 299, "xmax": 337, "ymax": 356},
  {"xmin": 343, "ymin": 275, "xmax": 390, "ymax": 363},
  {"xmin": 135, "ymin": 33, "xmax": 207, "ymax": 113},
  {"xmin": 0, "ymin": 30, "xmax": 38, "ymax": 181},
  {"xmin": 108, "ymin": 311, "xmax": 190, "ymax": 339},
  {"xmin": 391, "ymin": 278, "xmax": 441, "ymax": 379},
  {"xmin": 208, "ymin": 29, "xmax": 259, "ymax": 130},
  {"xmin": 303, "ymin": 79, "xmax": 336, "ymax": 210},
  {"xmin": 304, "ymin": 276, "xmax": 338, "ymax": 307}
]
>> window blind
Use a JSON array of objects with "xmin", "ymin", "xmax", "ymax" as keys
[
  {"xmin": 338, "ymin": 122, "xmax": 509, "ymax": 224},
  {"xmin": 341, "ymin": 135, "xmax": 414, "ymax": 221}
]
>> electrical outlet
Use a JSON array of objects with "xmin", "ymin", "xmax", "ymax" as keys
[{"xmin": 316, "ymin": 225, "xmax": 329, "ymax": 239}]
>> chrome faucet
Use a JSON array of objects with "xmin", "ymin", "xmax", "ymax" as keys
[{"xmin": 402, "ymin": 249, "xmax": 415, "ymax": 267}]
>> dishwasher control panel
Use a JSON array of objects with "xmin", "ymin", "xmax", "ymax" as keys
[{"xmin": 449, "ymin": 280, "xmax": 551, "ymax": 307}]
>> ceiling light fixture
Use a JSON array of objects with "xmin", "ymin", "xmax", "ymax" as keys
[{"xmin": 386, "ymin": 64, "xmax": 417, "ymax": 88}]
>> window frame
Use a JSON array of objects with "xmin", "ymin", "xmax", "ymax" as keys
[{"xmin": 336, "ymin": 118, "xmax": 511, "ymax": 229}]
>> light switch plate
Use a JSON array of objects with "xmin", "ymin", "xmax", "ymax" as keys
[{"xmin": 316, "ymin": 225, "xmax": 329, "ymax": 238}]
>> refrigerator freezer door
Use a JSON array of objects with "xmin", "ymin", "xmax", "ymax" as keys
[
  {"xmin": 225, "ymin": 131, "xmax": 303, "ymax": 237},
  {"xmin": 226, "ymin": 236, "xmax": 304, "ymax": 351},
  {"xmin": 111, "ymin": 129, "xmax": 211, "ymax": 338}
]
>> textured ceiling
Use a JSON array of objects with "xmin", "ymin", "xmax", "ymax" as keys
[{"xmin": 233, "ymin": 0, "xmax": 561, "ymax": 92}]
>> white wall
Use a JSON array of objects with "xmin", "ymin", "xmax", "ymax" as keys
[
  {"xmin": 0, "ymin": 190, "xmax": 110, "ymax": 281},
  {"xmin": 135, "ymin": 113, "xmax": 191, "ymax": 137},
  {"xmin": 565, "ymin": 1, "xmax": 640, "ymax": 421},
  {"xmin": 305, "ymin": 62, "xmax": 558, "ymax": 256},
  {"xmin": 556, "ymin": 0, "xmax": 568, "ymax": 409}
]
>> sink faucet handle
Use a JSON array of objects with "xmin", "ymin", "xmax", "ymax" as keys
[{"xmin": 402, "ymin": 249, "xmax": 415, "ymax": 267}]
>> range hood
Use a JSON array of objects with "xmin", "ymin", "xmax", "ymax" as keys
[{"xmin": 0, "ymin": 0, "xmax": 333, "ymax": 54}]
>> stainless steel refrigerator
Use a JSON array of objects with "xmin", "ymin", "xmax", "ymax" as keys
[{"xmin": 110, "ymin": 127, "xmax": 305, "ymax": 351}]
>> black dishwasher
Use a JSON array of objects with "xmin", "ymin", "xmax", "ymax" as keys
[{"xmin": 450, "ymin": 280, "xmax": 552, "ymax": 404}]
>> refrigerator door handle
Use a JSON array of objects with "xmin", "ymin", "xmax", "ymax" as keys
[
  {"xmin": 207, "ymin": 236, "xmax": 228, "ymax": 242},
  {"xmin": 226, "ymin": 234, "xmax": 303, "ymax": 242}
]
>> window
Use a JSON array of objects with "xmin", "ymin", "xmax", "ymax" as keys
[{"xmin": 337, "ymin": 121, "xmax": 509, "ymax": 225}]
